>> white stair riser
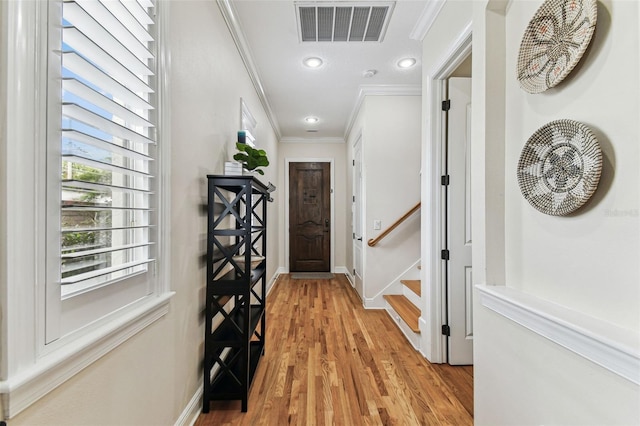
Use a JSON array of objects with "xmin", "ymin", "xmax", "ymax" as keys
[
  {"xmin": 384, "ymin": 305, "xmax": 421, "ymax": 350},
  {"xmin": 403, "ymin": 285, "xmax": 421, "ymax": 308}
]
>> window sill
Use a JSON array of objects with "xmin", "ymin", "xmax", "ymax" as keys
[
  {"xmin": 0, "ymin": 291, "xmax": 175, "ymax": 418},
  {"xmin": 476, "ymin": 284, "xmax": 640, "ymax": 385}
]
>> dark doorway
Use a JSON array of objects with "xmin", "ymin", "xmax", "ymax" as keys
[{"xmin": 289, "ymin": 162, "xmax": 331, "ymax": 272}]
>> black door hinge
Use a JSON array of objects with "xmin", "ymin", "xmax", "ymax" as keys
[
  {"xmin": 442, "ymin": 99, "xmax": 451, "ymax": 111},
  {"xmin": 441, "ymin": 175, "xmax": 450, "ymax": 186},
  {"xmin": 353, "ymin": 195, "xmax": 355, "ymax": 202},
  {"xmin": 441, "ymin": 249, "xmax": 450, "ymax": 260},
  {"xmin": 442, "ymin": 324, "xmax": 451, "ymax": 336},
  {"xmin": 353, "ymin": 159, "xmax": 355, "ymax": 166}
]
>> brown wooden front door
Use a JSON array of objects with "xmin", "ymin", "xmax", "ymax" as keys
[{"xmin": 289, "ymin": 162, "xmax": 331, "ymax": 272}]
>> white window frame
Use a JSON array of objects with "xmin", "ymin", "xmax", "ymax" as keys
[
  {"xmin": 0, "ymin": 0, "xmax": 173, "ymax": 418},
  {"xmin": 240, "ymin": 97, "xmax": 257, "ymax": 147}
]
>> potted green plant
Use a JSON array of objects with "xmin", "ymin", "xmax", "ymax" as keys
[{"xmin": 233, "ymin": 142, "xmax": 269, "ymax": 175}]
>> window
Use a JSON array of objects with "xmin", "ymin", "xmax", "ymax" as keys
[
  {"xmin": 0, "ymin": 0, "xmax": 171, "ymax": 417},
  {"xmin": 240, "ymin": 98, "xmax": 257, "ymax": 146},
  {"xmin": 46, "ymin": 0, "xmax": 160, "ymax": 341}
]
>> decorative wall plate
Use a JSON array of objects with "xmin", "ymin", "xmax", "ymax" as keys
[
  {"xmin": 517, "ymin": 0, "xmax": 597, "ymax": 94},
  {"xmin": 517, "ymin": 119, "xmax": 602, "ymax": 216}
]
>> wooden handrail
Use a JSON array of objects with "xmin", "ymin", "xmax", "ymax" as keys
[{"xmin": 367, "ymin": 202, "xmax": 421, "ymax": 247}]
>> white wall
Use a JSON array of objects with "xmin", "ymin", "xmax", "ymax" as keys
[
  {"xmin": 347, "ymin": 95, "xmax": 422, "ymax": 305},
  {"xmin": 504, "ymin": 0, "xmax": 639, "ymax": 330},
  {"xmin": 470, "ymin": 0, "xmax": 640, "ymax": 424},
  {"xmin": 278, "ymin": 141, "xmax": 348, "ymax": 272},
  {"xmin": 6, "ymin": 1, "xmax": 280, "ymax": 424},
  {"xmin": 167, "ymin": 0, "xmax": 279, "ymax": 419},
  {"xmin": 8, "ymin": 318, "xmax": 177, "ymax": 425},
  {"xmin": 475, "ymin": 304, "xmax": 640, "ymax": 425}
]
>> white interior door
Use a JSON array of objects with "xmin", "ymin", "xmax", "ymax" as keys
[
  {"xmin": 353, "ymin": 136, "xmax": 364, "ymax": 298},
  {"xmin": 446, "ymin": 77, "xmax": 473, "ymax": 365}
]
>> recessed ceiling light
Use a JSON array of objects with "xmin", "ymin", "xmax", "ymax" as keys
[
  {"xmin": 397, "ymin": 58, "xmax": 417, "ymax": 69},
  {"xmin": 305, "ymin": 116, "xmax": 319, "ymax": 124},
  {"xmin": 303, "ymin": 57, "xmax": 323, "ymax": 68}
]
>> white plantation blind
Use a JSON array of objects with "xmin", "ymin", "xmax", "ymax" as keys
[{"xmin": 60, "ymin": 0, "xmax": 157, "ymax": 293}]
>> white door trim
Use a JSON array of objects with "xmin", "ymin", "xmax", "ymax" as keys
[
  {"xmin": 284, "ymin": 158, "xmax": 335, "ymax": 273},
  {"xmin": 352, "ymin": 132, "xmax": 364, "ymax": 296},
  {"xmin": 421, "ymin": 21, "xmax": 472, "ymax": 363}
]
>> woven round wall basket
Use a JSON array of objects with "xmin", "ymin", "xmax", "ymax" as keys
[
  {"xmin": 517, "ymin": 119, "xmax": 602, "ymax": 216},
  {"xmin": 517, "ymin": 0, "xmax": 597, "ymax": 94}
]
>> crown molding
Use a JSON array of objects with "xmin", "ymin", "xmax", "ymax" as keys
[
  {"xmin": 280, "ymin": 137, "xmax": 345, "ymax": 144},
  {"xmin": 409, "ymin": 0, "xmax": 446, "ymax": 41},
  {"xmin": 217, "ymin": 0, "xmax": 282, "ymax": 140},
  {"xmin": 344, "ymin": 84, "xmax": 421, "ymax": 141}
]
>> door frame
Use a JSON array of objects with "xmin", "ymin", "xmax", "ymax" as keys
[
  {"xmin": 284, "ymin": 158, "xmax": 335, "ymax": 273},
  {"xmin": 421, "ymin": 22, "xmax": 472, "ymax": 364},
  {"xmin": 351, "ymin": 132, "xmax": 364, "ymax": 296}
]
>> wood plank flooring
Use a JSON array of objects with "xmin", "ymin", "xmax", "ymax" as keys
[{"xmin": 196, "ymin": 274, "xmax": 473, "ymax": 426}]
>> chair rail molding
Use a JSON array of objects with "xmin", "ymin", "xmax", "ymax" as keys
[{"xmin": 477, "ymin": 284, "xmax": 640, "ymax": 385}]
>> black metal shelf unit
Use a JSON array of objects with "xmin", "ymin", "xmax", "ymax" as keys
[{"xmin": 203, "ymin": 175, "xmax": 268, "ymax": 413}]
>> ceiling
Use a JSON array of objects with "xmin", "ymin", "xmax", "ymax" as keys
[{"xmin": 223, "ymin": 0, "xmax": 430, "ymax": 142}]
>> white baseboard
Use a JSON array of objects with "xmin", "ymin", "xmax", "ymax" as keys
[
  {"xmin": 174, "ymin": 387, "xmax": 202, "ymax": 426},
  {"xmin": 334, "ymin": 266, "xmax": 349, "ymax": 274},
  {"xmin": 418, "ymin": 316, "xmax": 443, "ymax": 364},
  {"xmin": 343, "ymin": 272, "xmax": 355, "ymax": 287},
  {"xmin": 274, "ymin": 266, "xmax": 351, "ymax": 280},
  {"xmin": 266, "ymin": 268, "xmax": 287, "ymax": 296},
  {"xmin": 365, "ymin": 289, "xmax": 399, "ymax": 309},
  {"xmin": 364, "ymin": 259, "xmax": 421, "ymax": 309},
  {"xmin": 334, "ymin": 266, "xmax": 353, "ymax": 284}
]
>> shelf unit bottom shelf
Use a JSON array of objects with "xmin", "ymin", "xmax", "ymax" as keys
[{"xmin": 203, "ymin": 341, "xmax": 264, "ymax": 412}]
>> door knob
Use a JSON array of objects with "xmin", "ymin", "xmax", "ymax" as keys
[{"xmin": 325, "ymin": 219, "xmax": 329, "ymax": 227}]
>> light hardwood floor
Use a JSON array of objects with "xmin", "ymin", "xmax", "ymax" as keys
[{"xmin": 196, "ymin": 274, "xmax": 473, "ymax": 425}]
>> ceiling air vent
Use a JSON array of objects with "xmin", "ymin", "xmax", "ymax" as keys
[{"xmin": 296, "ymin": 2, "xmax": 395, "ymax": 42}]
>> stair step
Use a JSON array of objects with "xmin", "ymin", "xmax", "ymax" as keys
[
  {"xmin": 401, "ymin": 279, "xmax": 421, "ymax": 297},
  {"xmin": 383, "ymin": 295, "xmax": 420, "ymax": 333}
]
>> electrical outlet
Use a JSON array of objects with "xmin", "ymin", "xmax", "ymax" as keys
[{"xmin": 373, "ymin": 220, "xmax": 382, "ymax": 230}]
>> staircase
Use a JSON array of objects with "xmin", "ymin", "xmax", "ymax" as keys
[
  {"xmin": 368, "ymin": 203, "xmax": 422, "ymax": 350},
  {"xmin": 383, "ymin": 272, "xmax": 422, "ymax": 350}
]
